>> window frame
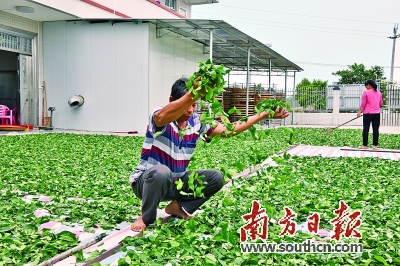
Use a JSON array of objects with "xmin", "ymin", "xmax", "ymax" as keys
[
  {"xmin": 165, "ymin": 0, "xmax": 176, "ymax": 10},
  {"xmin": 179, "ymin": 6, "xmax": 187, "ymax": 17}
]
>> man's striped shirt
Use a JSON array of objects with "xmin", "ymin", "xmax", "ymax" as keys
[{"xmin": 136, "ymin": 107, "xmax": 216, "ymax": 179}]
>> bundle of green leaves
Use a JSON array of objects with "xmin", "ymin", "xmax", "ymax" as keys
[
  {"xmin": 254, "ymin": 98, "xmax": 291, "ymax": 118},
  {"xmin": 184, "ymin": 60, "xmax": 295, "ymax": 196},
  {"xmin": 185, "ymin": 59, "xmax": 233, "ymax": 135},
  {"xmin": 186, "ymin": 59, "xmax": 231, "ymax": 102}
]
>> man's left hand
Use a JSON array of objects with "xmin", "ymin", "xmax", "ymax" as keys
[{"xmin": 272, "ymin": 106, "xmax": 290, "ymax": 119}]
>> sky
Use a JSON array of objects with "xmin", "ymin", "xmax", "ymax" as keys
[{"xmin": 192, "ymin": 0, "xmax": 400, "ymax": 88}]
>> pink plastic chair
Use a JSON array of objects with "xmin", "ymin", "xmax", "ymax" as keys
[
  {"xmin": 0, "ymin": 105, "xmax": 13, "ymax": 124},
  {"xmin": 10, "ymin": 107, "xmax": 18, "ymax": 124}
]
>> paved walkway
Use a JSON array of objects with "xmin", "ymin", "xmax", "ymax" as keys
[
  {"xmin": 266, "ymin": 125, "xmax": 400, "ymax": 135},
  {"xmin": 288, "ymin": 145, "xmax": 400, "ymax": 160},
  {"xmin": 0, "ymin": 127, "xmax": 144, "ymax": 136},
  {"xmin": 1, "ymin": 125, "xmax": 399, "ymax": 136}
]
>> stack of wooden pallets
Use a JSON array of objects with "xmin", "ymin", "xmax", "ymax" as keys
[{"xmin": 222, "ymin": 87, "xmax": 283, "ymax": 121}]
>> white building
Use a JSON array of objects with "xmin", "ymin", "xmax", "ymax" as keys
[{"xmin": 0, "ymin": 0, "xmax": 302, "ymax": 133}]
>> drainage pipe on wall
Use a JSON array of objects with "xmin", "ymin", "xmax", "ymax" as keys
[{"xmin": 68, "ymin": 95, "xmax": 85, "ymax": 108}]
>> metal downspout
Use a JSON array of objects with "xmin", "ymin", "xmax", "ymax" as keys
[
  {"xmin": 246, "ymin": 47, "xmax": 250, "ymax": 116},
  {"xmin": 292, "ymin": 72, "xmax": 296, "ymax": 125},
  {"xmin": 268, "ymin": 59, "xmax": 272, "ymax": 93},
  {"xmin": 209, "ymin": 30, "xmax": 213, "ymax": 61},
  {"xmin": 284, "ymin": 68, "xmax": 287, "ymax": 126}
]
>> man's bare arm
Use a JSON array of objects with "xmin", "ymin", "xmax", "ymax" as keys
[
  {"xmin": 209, "ymin": 107, "xmax": 289, "ymax": 138},
  {"xmin": 154, "ymin": 78, "xmax": 203, "ymax": 127},
  {"xmin": 153, "ymin": 93, "xmax": 198, "ymax": 127}
]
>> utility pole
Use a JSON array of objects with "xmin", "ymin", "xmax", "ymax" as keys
[{"xmin": 388, "ymin": 23, "xmax": 399, "ymax": 82}]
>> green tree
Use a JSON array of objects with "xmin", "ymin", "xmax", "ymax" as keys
[
  {"xmin": 295, "ymin": 78, "xmax": 328, "ymax": 111},
  {"xmin": 332, "ymin": 63, "xmax": 385, "ymax": 84},
  {"xmin": 332, "ymin": 63, "xmax": 390, "ymax": 104}
]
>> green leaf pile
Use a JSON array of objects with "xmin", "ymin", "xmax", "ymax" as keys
[
  {"xmin": 120, "ymin": 155, "xmax": 400, "ymax": 266},
  {"xmin": 1, "ymin": 128, "xmax": 399, "ymax": 265}
]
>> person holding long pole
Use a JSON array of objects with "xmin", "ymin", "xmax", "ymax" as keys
[{"xmin": 357, "ymin": 79, "xmax": 383, "ymax": 150}]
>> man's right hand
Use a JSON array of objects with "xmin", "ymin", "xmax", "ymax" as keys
[
  {"xmin": 192, "ymin": 76, "xmax": 208, "ymax": 99},
  {"xmin": 271, "ymin": 106, "xmax": 290, "ymax": 119}
]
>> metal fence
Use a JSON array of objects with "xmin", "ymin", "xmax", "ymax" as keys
[
  {"xmin": 382, "ymin": 84, "xmax": 400, "ymax": 126},
  {"xmin": 215, "ymin": 83, "xmax": 400, "ymax": 126},
  {"xmin": 326, "ymin": 84, "xmax": 364, "ymax": 112},
  {"xmin": 288, "ymin": 84, "xmax": 400, "ymax": 126}
]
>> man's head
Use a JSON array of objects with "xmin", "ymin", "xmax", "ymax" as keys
[
  {"xmin": 170, "ymin": 77, "xmax": 197, "ymax": 122},
  {"xmin": 170, "ymin": 78, "xmax": 189, "ymax": 101}
]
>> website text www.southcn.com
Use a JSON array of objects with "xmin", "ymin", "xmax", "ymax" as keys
[{"xmin": 241, "ymin": 240, "xmax": 363, "ymax": 253}]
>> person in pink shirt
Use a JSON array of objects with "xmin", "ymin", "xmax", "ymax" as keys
[{"xmin": 357, "ymin": 79, "xmax": 383, "ymax": 149}]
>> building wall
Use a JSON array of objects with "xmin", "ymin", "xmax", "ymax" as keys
[
  {"xmin": 289, "ymin": 113, "xmax": 363, "ymax": 126},
  {"xmin": 0, "ymin": 11, "xmax": 43, "ymax": 125},
  {"xmin": 43, "ymin": 20, "xmax": 150, "ymax": 133},
  {"xmin": 177, "ymin": 0, "xmax": 192, "ymax": 18},
  {"xmin": 0, "ymin": 11, "xmax": 43, "ymax": 85},
  {"xmin": 34, "ymin": 0, "xmax": 184, "ymax": 19},
  {"xmin": 93, "ymin": 0, "xmax": 188, "ymax": 18},
  {"xmin": 161, "ymin": 0, "xmax": 192, "ymax": 17},
  {"xmin": 42, "ymin": 20, "xmax": 208, "ymax": 133},
  {"xmin": 0, "ymin": 11, "xmax": 39, "ymax": 33},
  {"xmin": 148, "ymin": 23, "xmax": 208, "ymax": 111},
  {"xmin": 33, "ymin": 0, "xmax": 119, "ymax": 18}
]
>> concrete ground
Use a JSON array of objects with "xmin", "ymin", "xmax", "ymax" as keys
[
  {"xmin": 0, "ymin": 125, "xmax": 399, "ymax": 136},
  {"xmin": 266, "ymin": 124, "xmax": 400, "ymax": 135},
  {"xmin": 0, "ymin": 127, "xmax": 146, "ymax": 136}
]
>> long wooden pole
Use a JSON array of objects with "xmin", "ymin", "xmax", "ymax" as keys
[{"xmin": 37, "ymin": 234, "xmax": 105, "ymax": 266}]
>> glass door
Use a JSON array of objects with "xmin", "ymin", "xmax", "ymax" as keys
[{"xmin": 19, "ymin": 54, "xmax": 33, "ymax": 125}]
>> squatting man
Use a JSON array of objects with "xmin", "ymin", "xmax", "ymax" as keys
[{"xmin": 130, "ymin": 77, "xmax": 289, "ymax": 231}]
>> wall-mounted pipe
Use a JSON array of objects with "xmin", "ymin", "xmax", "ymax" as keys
[{"xmin": 68, "ymin": 95, "xmax": 84, "ymax": 108}]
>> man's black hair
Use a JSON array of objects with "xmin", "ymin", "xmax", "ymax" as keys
[
  {"xmin": 170, "ymin": 77, "xmax": 189, "ymax": 101},
  {"xmin": 365, "ymin": 79, "xmax": 378, "ymax": 91}
]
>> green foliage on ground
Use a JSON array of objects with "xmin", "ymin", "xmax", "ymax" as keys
[
  {"xmin": 121, "ymin": 155, "xmax": 400, "ymax": 265},
  {"xmin": 0, "ymin": 128, "xmax": 399, "ymax": 265}
]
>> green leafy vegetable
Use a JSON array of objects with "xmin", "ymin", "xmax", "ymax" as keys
[
  {"xmin": 186, "ymin": 59, "xmax": 233, "ymax": 138},
  {"xmin": 1, "ymin": 128, "xmax": 399, "ymax": 264},
  {"xmin": 186, "ymin": 59, "xmax": 230, "ymax": 101},
  {"xmin": 254, "ymin": 98, "xmax": 291, "ymax": 118}
]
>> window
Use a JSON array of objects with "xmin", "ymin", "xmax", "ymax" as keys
[
  {"xmin": 165, "ymin": 0, "xmax": 176, "ymax": 10},
  {"xmin": 179, "ymin": 7, "xmax": 187, "ymax": 17}
]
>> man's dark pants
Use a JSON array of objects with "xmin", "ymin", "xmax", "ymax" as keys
[{"xmin": 132, "ymin": 165, "xmax": 223, "ymax": 225}]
